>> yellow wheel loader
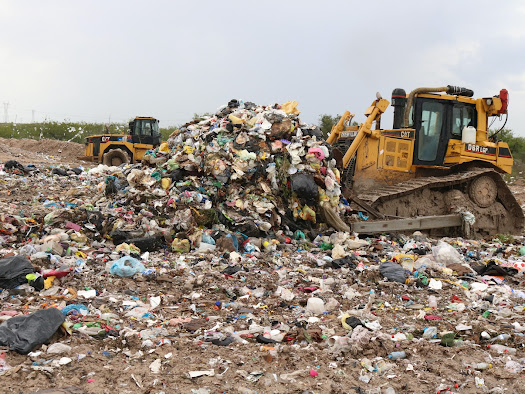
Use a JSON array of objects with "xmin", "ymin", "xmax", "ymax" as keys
[
  {"xmin": 79, "ymin": 116, "xmax": 162, "ymax": 165},
  {"xmin": 327, "ymin": 86, "xmax": 523, "ymax": 237}
]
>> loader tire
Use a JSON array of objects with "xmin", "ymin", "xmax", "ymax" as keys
[{"xmin": 103, "ymin": 148, "xmax": 130, "ymax": 167}]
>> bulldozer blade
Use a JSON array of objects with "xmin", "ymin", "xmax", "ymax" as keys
[{"xmin": 350, "ymin": 214, "xmax": 463, "ymax": 234}]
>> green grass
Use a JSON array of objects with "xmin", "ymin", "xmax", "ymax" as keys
[
  {"xmin": 495, "ymin": 233, "xmax": 515, "ymax": 244},
  {"xmin": 0, "ymin": 122, "xmax": 175, "ymax": 143}
]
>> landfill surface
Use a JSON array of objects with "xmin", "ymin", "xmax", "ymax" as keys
[{"xmin": 0, "ymin": 101, "xmax": 524, "ymax": 394}]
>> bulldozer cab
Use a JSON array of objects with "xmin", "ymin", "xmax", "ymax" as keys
[
  {"xmin": 129, "ymin": 117, "xmax": 161, "ymax": 147},
  {"xmin": 411, "ymin": 97, "xmax": 477, "ymax": 166}
]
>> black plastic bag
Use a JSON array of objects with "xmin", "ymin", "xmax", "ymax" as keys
[
  {"xmin": 473, "ymin": 259, "xmax": 518, "ymax": 276},
  {"xmin": 0, "ymin": 308, "xmax": 65, "ymax": 354},
  {"xmin": 105, "ymin": 178, "xmax": 118, "ymax": 195},
  {"xmin": 0, "ymin": 255, "xmax": 35, "ymax": 289},
  {"xmin": 380, "ymin": 261, "xmax": 407, "ymax": 284},
  {"xmin": 227, "ymin": 99, "xmax": 240, "ymax": 108},
  {"xmin": 302, "ymin": 126, "xmax": 323, "ymax": 139},
  {"xmin": 290, "ymin": 173, "xmax": 319, "ymax": 204},
  {"xmin": 170, "ymin": 169, "xmax": 184, "ymax": 182},
  {"xmin": 4, "ymin": 160, "xmax": 25, "ymax": 172},
  {"xmin": 51, "ymin": 168, "xmax": 68, "ymax": 176},
  {"xmin": 120, "ymin": 235, "xmax": 166, "ymax": 252},
  {"xmin": 342, "ymin": 315, "xmax": 364, "ymax": 329},
  {"xmin": 331, "ymin": 257, "xmax": 356, "ymax": 269}
]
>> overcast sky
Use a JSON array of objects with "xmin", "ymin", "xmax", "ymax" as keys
[{"xmin": 1, "ymin": 0, "xmax": 524, "ymax": 135}]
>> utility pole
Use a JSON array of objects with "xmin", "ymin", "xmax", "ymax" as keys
[
  {"xmin": 3, "ymin": 102, "xmax": 9, "ymax": 123},
  {"xmin": 32, "ymin": 110, "xmax": 35, "ymax": 123}
]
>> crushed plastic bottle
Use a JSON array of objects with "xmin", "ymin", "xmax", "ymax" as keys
[
  {"xmin": 428, "ymin": 295, "xmax": 438, "ymax": 309},
  {"xmin": 465, "ymin": 362, "xmax": 492, "ymax": 370},
  {"xmin": 489, "ymin": 333, "xmax": 511, "ymax": 342},
  {"xmin": 388, "ymin": 351, "xmax": 407, "ymax": 360},
  {"xmin": 488, "ymin": 344, "xmax": 516, "ymax": 354}
]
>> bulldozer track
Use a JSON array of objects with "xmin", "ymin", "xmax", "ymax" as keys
[{"xmin": 357, "ymin": 168, "xmax": 524, "ymax": 235}]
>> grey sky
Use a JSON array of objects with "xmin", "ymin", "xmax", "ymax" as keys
[{"xmin": 1, "ymin": 0, "xmax": 524, "ymax": 135}]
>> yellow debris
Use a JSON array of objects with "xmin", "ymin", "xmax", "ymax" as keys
[{"xmin": 281, "ymin": 100, "xmax": 301, "ymax": 115}]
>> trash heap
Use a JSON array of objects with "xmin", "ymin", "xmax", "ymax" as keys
[
  {"xmin": 98, "ymin": 99, "xmax": 349, "ymax": 256},
  {"xmin": 0, "ymin": 103, "xmax": 524, "ymax": 393}
]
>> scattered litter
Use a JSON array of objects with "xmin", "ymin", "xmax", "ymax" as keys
[{"xmin": 0, "ymin": 100, "xmax": 523, "ymax": 393}]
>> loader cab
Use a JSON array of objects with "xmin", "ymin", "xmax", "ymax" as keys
[
  {"xmin": 129, "ymin": 117, "xmax": 161, "ymax": 147},
  {"xmin": 411, "ymin": 97, "xmax": 477, "ymax": 166}
]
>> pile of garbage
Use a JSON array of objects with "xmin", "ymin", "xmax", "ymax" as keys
[
  {"xmin": 97, "ymin": 99, "xmax": 349, "ymax": 256},
  {"xmin": 0, "ymin": 101, "xmax": 524, "ymax": 393}
]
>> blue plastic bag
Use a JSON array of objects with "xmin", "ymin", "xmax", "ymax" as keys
[
  {"xmin": 201, "ymin": 233, "xmax": 216, "ymax": 245},
  {"xmin": 225, "ymin": 234, "xmax": 238, "ymax": 252},
  {"xmin": 110, "ymin": 256, "xmax": 145, "ymax": 278},
  {"xmin": 61, "ymin": 304, "xmax": 89, "ymax": 316}
]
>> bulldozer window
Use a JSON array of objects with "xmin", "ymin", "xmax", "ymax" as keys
[
  {"xmin": 131, "ymin": 121, "xmax": 142, "ymax": 135},
  {"xmin": 151, "ymin": 121, "xmax": 160, "ymax": 136},
  {"xmin": 133, "ymin": 119, "xmax": 158, "ymax": 136},
  {"xmin": 452, "ymin": 105, "xmax": 476, "ymax": 137},
  {"xmin": 418, "ymin": 101, "xmax": 443, "ymax": 161}
]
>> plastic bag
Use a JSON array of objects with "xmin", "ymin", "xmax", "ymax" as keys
[
  {"xmin": 61, "ymin": 304, "xmax": 89, "ymax": 316},
  {"xmin": 331, "ymin": 244, "xmax": 347, "ymax": 260},
  {"xmin": 0, "ymin": 256, "xmax": 35, "ymax": 289},
  {"xmin": 380, "ymin": 262, "xmax": 407, "ymax": 283},
  {"xmin": 201, "ymin": 233, "xmax": 216, "ymax": 245},
  {"xmin": 432, "ymin": 241, "xmax": 462, "ymax": 266},
  {"xmin": 281, "ymin": 100, "xmax": 301, "ymax": 115},
  {"xmin": 0, "ymin": 308, "xmax": 65, "ymax": 354},
  {"xmin": 161, "ymin": 178, "xmax": 171, "ymax": 189},
  {"xmin": 291, "ymin": 173, "xmax": 319, "ymax": 204},
  {"xmin": 109, "ymin": 256, "xmax": 145, "ymax": 277},
  {"xmin": 124, "ymin": 235, "xmax": 165, "ymax": 252},
  {"xmin": 171, "ymin": 238, "xmax": 190, "ymax": 253},
  {"xmin": 159, "ymin": 142, "xmax": 170, "ymax": 153}
]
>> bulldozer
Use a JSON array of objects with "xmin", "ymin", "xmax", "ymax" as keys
[
  {"xmin": 327, "ymin": 85, "xmax": 524, "ymax": 237},
  {"xmin": 79, "ymin": 116, "xmax": 162, "ymax": 166}
]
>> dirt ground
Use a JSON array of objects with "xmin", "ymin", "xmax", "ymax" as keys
[
  {"xmin": 0, "ymin": 138, "xmax": 524, "ymax": 394},
  {"xmin": 0, "ymin": 138, "xmax": 86, "ymax": 166},
  {"xmin": 509, "ymin": 178, "xmax": 525, "ymax": 206}
]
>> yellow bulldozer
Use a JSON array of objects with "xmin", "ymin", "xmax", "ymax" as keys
[
  {"xmin": 79, "ymin": 116, "xmax": 162, "ymax": 166},
  {"xmin": 327, "ymin": 85, "xmax": 523, "ymax": 236}
]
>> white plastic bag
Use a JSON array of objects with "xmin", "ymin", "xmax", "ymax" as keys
[{"xmin": 432, "ymin": 241, "xmax": 462, "ymax": 266}]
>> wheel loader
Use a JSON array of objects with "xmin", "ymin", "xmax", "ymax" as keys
[
  {"xmin": 327, "ymin": 85, "xmax": 524, "ymax": 237},
  {"xmin": 79, "ymin": 116, "xmax": 162, "ymax": 166}
]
